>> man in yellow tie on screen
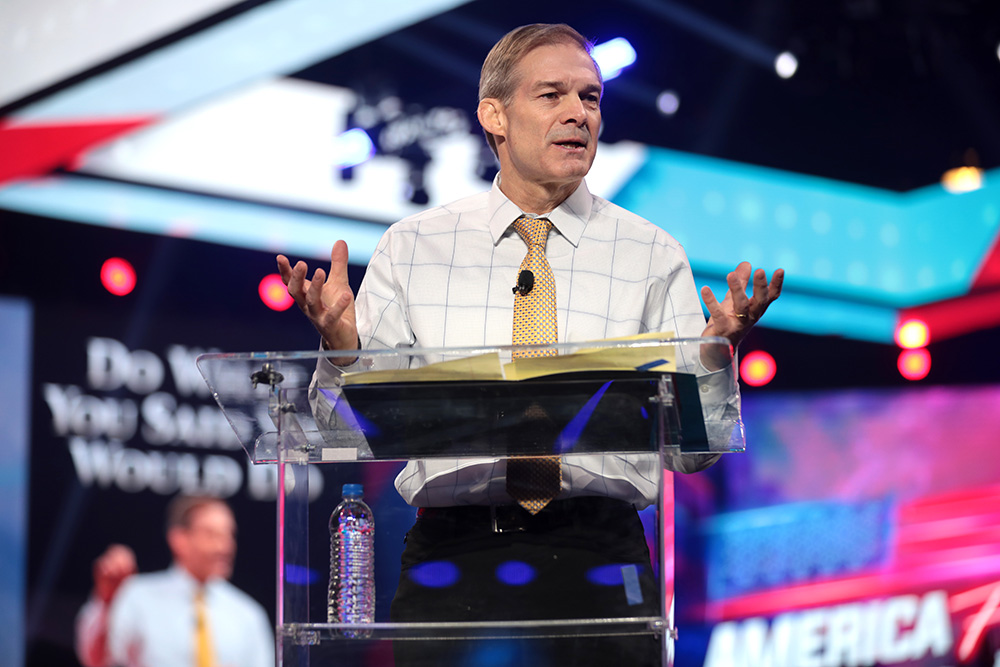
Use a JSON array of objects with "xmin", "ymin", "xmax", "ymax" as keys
[
  {"xmin": 75, "ymin": 495, "xmax": 273, "ymax": 667},
  {"xmin": 278, "ymin": 23, "xmax": 782, "ymax": 666}
]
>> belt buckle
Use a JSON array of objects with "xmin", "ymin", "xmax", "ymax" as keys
[{"xmin": 491, "ymin": 505, "xmax": 527, "ymax": 533}]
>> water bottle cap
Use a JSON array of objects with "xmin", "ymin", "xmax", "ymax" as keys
[{"xmin": 342, "ymin": 483, "xmax": 363, "ymax": 497}]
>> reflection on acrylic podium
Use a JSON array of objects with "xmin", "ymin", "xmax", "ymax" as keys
[{"xmin": 198, "ymin": 336, "xmax": 744, "ymax": 666}]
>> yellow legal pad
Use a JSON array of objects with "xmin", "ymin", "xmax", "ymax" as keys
[{"xmin": 341, "ymin": 332, "xmax": 678, "ymax": 385}]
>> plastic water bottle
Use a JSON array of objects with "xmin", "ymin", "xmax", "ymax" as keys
[{"xmin": 328, "ymin": 483, "xmax": 375, "ymax": 635}]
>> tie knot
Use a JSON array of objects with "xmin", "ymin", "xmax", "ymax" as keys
[{"xmin": 513, "ymin": 215, "xmax": 552, "ymax": 249}]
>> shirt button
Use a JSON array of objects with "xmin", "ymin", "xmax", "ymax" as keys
[{"xmin": 700, "ymin": 385, "xmax": 710, "ymax": 394}]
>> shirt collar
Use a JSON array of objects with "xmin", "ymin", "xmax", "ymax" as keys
[
  {"xmin": 487, "ymin": 174, "xmax": 592, "ymax": 247},
  {"xmin": 170, "ymin": 563, "xmax": 221, "ymax": 595}
]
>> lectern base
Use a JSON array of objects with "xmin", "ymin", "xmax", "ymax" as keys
[{"xmin": 390, "ymin": 497, "xmax": 660, "ymax": 666}]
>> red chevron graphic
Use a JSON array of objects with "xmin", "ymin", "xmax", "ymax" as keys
[{"xmin": 0, "ymin": 117, "xmax": 154, "ymax": 187}]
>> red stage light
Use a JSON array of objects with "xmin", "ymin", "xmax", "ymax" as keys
[
  {"xmin": 895, "ymin": 318, "xmax": 930, "ymax": 349},
  {"xmin": 259, "ymin": 274, "xmax": 294, "ymax": 311},
  {"xmin": 740, "ymin": 350, "xmax": 777, "ymax": 387},
  {"xmin": 898, "ymin": 348, "xmax": 931, "ymax": 381},
  {"xmin": 100, "ymin": 257, "xmax": 136, "ymax": 296}
]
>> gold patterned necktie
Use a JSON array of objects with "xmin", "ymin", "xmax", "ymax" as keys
[
  {"xmin": 194, "ymin": 588, "xmax": 215, "ymax": 667},
  {"xmin": 506, "ymin": 215, "xmax": 562, "ymax": 514}
]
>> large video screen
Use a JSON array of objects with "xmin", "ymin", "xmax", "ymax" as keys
[
  {"xmin": 5, "ymin": 212, "xmax": 366, "ymax": 665},
  {"xmin": 675, "ymin": 385, "xmax": 1000, "ymax": 667}
]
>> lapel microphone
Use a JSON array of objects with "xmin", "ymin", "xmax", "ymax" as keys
[{"xmin": 512, "ymin": 270, "xmax": 534, "ymax": 296}]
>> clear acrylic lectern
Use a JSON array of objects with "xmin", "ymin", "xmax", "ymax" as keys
[{"xmin": 197, "ymin": 336, "xmax": 744, "ymax": 667}]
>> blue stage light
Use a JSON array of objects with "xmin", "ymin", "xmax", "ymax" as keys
[
  {"xmin": 593, "ymin": 37, "xmax": 637, "ymax": 81},
  {"xmin": 332, "ymin": 128, "xmax": 375, "ymax": 168},
  {"xmin": 774, "ymin": 51, "xmax": 798, "ymax": 79},
  {"xmin": 656, "ymin": 90, "xmax": 681, "ymax": 116}
]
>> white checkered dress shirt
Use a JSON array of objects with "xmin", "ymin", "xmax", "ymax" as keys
[{"xmin": 314, "ymin": 177, "xmax": 736, "ymax": 509}]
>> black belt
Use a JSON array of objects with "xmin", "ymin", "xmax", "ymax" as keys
[{"xmin": 416, "ymin": 496, "xmax": 637, "ymax": 534}]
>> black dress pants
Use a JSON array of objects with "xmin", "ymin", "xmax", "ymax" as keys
[{"xmin": 390, "ymin": 497, "xmax": 663, "ymax": 667}]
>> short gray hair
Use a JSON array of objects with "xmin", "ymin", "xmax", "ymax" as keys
[
  {"xmin": 478, "ymin": 23, "xmax": 600, "ymax": 156},
  {"xmin": 165, "ymin": 494, "xmax": 228, "ymax": 533}
]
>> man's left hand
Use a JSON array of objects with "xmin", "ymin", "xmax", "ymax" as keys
[{"xmin": 701, "ymin": 262, "xmax": 784, "ymax": 350}]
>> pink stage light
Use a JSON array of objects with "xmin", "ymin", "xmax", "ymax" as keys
[
  {"xmin": 740, "ymin": 350, "xmax": 776, "ymax": 387},
  {"xmin": 259, "ymin": 273, "xmax": 294, "ymax": 311},
  {"xmin": 898, "ymin": 348, "xmax": 932, "ymax": 381},
  {"xmin": 100, "ymin": 257, "xmax": 136, "ymax": 296}
]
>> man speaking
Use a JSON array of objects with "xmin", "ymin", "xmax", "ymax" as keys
[{"xmin": 279, "ymin": 23, "xmax": 783, "ymax": 666}]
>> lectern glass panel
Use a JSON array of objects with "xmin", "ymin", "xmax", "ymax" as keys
[{"xmin": 198, "ymin": 337, "xmax": 742, "ymax": 667}]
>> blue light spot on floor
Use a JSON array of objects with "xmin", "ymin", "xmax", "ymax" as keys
[
  {"xmin": 284, "ymin": 563, "xmax": 318, "ymax": 585},
  {"xmin": 408, "ymin": 560, "xmax": 460, "ymax": 588},
  {"xmin": 495, "ymin": 560, "xmax": 537, "ymax": 586},
  {"xmin": 460, "ymin": 640, "xmax": 521, "ymax": 667},
  {"xmin": 586, "ymin": 563, "xmax": 643, "ymax": 586}
]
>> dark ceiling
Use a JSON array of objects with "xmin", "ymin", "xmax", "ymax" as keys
[{"xmin": 296, "ymin": 0, "xmax": 1000, "ymax": 192}]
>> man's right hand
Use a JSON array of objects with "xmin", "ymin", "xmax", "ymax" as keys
[
  {"xmin": 93, "ymin": 544, "xmax": 137, "ymax": 605},
  {"xmin": 277, "ymin": 240, "xmax": 360, "ymax": 365}
]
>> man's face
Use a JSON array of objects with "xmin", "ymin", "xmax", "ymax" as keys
[
  {"xmin": 169, "ymin": 502, "xmax": 236, "ymax": 583},
  {"xmin": 494, "ymin": 42, "xmax": 602, "ymax": 193}
]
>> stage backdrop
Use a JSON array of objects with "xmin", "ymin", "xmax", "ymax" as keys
[
  {"xmin": 0, "ymin": 211, "xmax": 382, "ymax": 666},
  {"xmin": 673, "ymin": 384, "xmax": 1000, "ymax": 667},
  {"xmin": 4, "ymin": 210, "xmax": 999, "ymax": 666}
]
